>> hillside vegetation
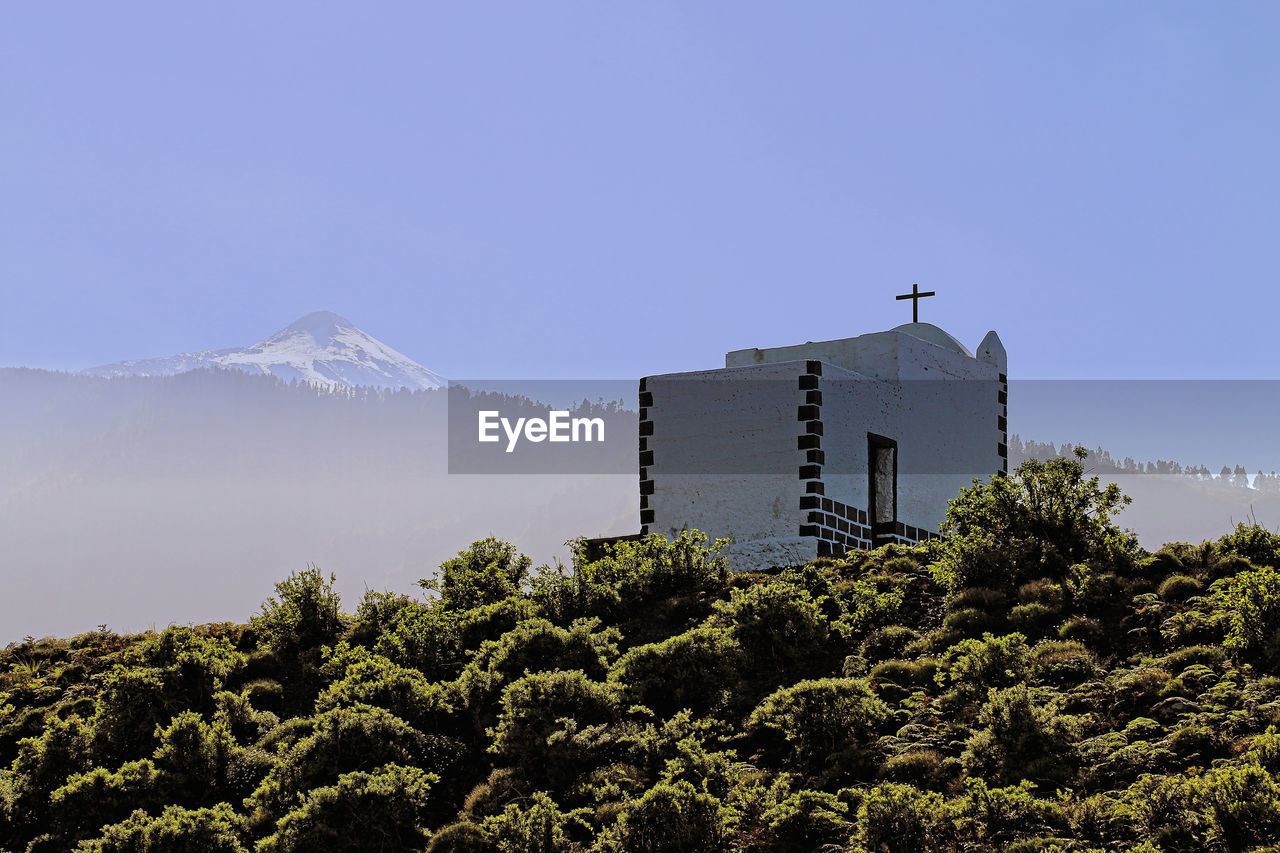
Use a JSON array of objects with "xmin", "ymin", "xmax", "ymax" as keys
[{"xmin": 6, "ymin": 450, "xmax": 1280, "ymax": 852}]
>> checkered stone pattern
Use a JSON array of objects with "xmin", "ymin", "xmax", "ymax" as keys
[
  {"xmin": 799, "ymin": 495, "xmax": 874, "ymax": 556},
  {"xmin": 794, "ymin": 360, "xmax": 940, "ymax": 557},
  {"xmin": 874, "ymin": 521, "xmax": 943, "ymax": 547},
  {"xmin": 638, "ymin": 379, "xmax": 654, "ymax": 534},
  {"xmin": 799, "ymin": 497, "xmax": 938, "ymax": 556},
  {"xmin": 997, "ymin": 372, "xmax": 1008, "ymax": 475},
  {"xmin": 796, "ymin": 359, "xmax": 825, "ymax": 499}
]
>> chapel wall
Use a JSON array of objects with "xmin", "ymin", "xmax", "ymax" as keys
[{"xmin": 640, "ymin": 362, "xmax": 806, "ymax": 546}]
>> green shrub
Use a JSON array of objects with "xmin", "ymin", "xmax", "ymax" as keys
[
  {"xmin": 1210, "ymin": 553, "xmax": 1256, "ymax": 581},
  {"xmin": 829, "ymin": 575, "xmax": 906, "ymax": 641},
  {"xmin": 1199, "ymin": 763, "xmax": 1280, "ymax": 852},
  {"xmin": 258, "ymin": 764, "xmax": 436, "ymax": 853},
  {"xmin": 456, "ymin": 597, "xmax": 542, "ymax": 652},
  {"xmin": 869, "ymin": 659, "xmax": 935, "ymax": 689},
  {"xmin": 26, "ymin": 513, "xmax": 1280, "ymax": 853},
  {"xmin": 938, "ymin": 633, "xmax": 1031, "ymax": 700},
  {"xmin": 1018, "ymin": 578, "xmax": 1065, "ymax": 608},
  {"xmin": 949, "ymin": 778, "xmax": 1066, "ymax": 851},
  {"xmin": 1002, "ymin": 837, "xmax": 1071, "ymax": 852},
  {"xmin": 1074, "ymin": 572, "xmax": 1134, "ymax": 628},
  {"xmin": 4, "ymin": 714, "xmax": 92, "ymax": 836},
  {"xmin": 474, "ymin": 618, "xmax": 618, "ymax": 684},
  {"xmin": 1208, "ymin": 565, "xmax": 1280, "ymax": 664},
  {"xmin": 1009, "ymin": 603, "xmax": 1060, "ymax": 638},
  {"xmin": 1123, "ymin": 717, "xmax": 1163, "ymax": 740},
  {"xmin": 489, "ymin": 671, "xmax": 619, "ymax": 789},
  {"xmin": 758, "ymin": 789, "xmax": 850, "ymax": 853},
  {"xmin": 949, "ymin": 587, "xmax": 1008, "ymax": 612},
  {"xmin": 349, "ymin": 590, "xmax": 418, "ymax": 645},
  {"xmin": 904, "ymin": 628, "xmax": 961, "ymax": 657},
  {"xmin": 151, "ymin": 711, "xmax": 237, "ymax": 795},
  {"xmin": 942, "ymin": 607, "xmax": 1006, "ymax": 638},
  {"xmin": 247, "ymin": 705, "xmax": 441, "ymax": 823},
  {"xmin": 423, "ymin": 538, "xmax": 532, "ymax": 613},
  {"xmin": 609, "ymin": 627, "xmax": 743, "ymax": 717},
  {"xmin": 1157, "ymin": 574, "xmax": 1202, "ymax": 602},
  {"xmin": 1163, "ymin": 724, "xmax": 1231, "ymax": 764},
  {"xmin": 931, "ymin": 450, "xmax": 1137, "ymax": 594},
  {"xmin": 1107, "ymin": 668, "xmax": 1170, "ymax": 718},
  {"xmin": 1159, "ymin": 663, "xmax": 1217, "ymax": 698},
  {"xmin": 1102, "ymin": 735, "xmax": 1173, "ymax": 786},
  {"xmin": 424, "ymin": 822, "xmax": 495, "ymax": 853},
  {"xmin": 242, "ymin": 679, "xmax": 284, "ymax": 712},
  {"xmin": 604, "ymin": 780, "xmax": 729, "ymax": 853},
  {"xmin": 1244, "ymin": 726, "xmax": 1280, "ymax": 771},
  {"xmin": 1030, "ymin": 641, "xmax": 1096, "ymax": 687},
  {"xmin": 747, "ymin": 677, "xmax": 888, "ymax": 779},
  {"xmin": 480, "ymin": 790, "xmax": 590, "ymax": 853},
  {"xmin": 90, "ymin": 666, "xmax": 178, "ymax": 764},
  {"xmin": 251, "ymin": 568, "xmax": 345, "ymax": 660},
  {"xmin": 535, "ymin": 531, "xmax": 728, "ymax": 622},
  {"xmin": 459, "ymin": 768, "xmax": 528, "ymax": 822},
  {"xmin": 853, "ymin": 783, "xmax": 943, "ymax": 853},
  {"xmin": 1067, "ymin": 792, "xmax": 1137, "ymax": 848},
  {"xmin": 1158, "ymin": 645, "xmax": 1226, "ymax": 672},
  {"xmin": 75, "ymin": 803, "xmax": 247, "ymax": 852},
  {"xmin": 1216, "ymin": 523, "xmax": 1280, "ymax": 569},
  {"xmin": 961, "ymin": 685, "xmax": 1079, "ymax": 786},
  {"xmin": 1140, "ymin": 551, "xmax": 1186, "ymax": 583},
  {"xmin": 1057, "ymin": 616, "xmax": 1104, "ymax": 646},
  {"xmin": 841, "ymin": 654, "xmax": 868, "ymax": 678},
  {"xmin": 878, "ymin": 749, "xmax": 949, "ymax": 790},
  {"xmin": 711, "ymin": 579, "xmax": 831, "ymax": 682},
  {"xmin": 138, "ymin": 626, "xmax": 245, "ymax": 711},
  {"xmin": 314, "ymin": 655, "xmax": 455, "ymax": 734},
  {"xmin": 878, "ymin": 554, "xmax": 926, "ymax": 576},
  {"xmin": 52, "ymin": 759, "xmax": 166, "ymax": 842},
  {"xmin": 1124, "ymin": 774, "xmax": 1209, "ymax": 852},
  {"xmin": 860, "ymin": 626, "xmax": 920, "ymax": 661},
  {"xmin": 373, "ymin": 600, "xmax": 461, "ymax": 681}
]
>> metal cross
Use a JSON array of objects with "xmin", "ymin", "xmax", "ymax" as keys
[{"xmin": 895, "ymin": 283, "xmax": 935, "ymax": 323}]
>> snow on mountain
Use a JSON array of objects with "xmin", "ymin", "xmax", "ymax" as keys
[
  {"xmin": 79, "ymin": 348, "xmax": 239, "ymax": 379},
  {"xmin": 82, "ymin": 311, "xmax": 446, "ymax": 391}
]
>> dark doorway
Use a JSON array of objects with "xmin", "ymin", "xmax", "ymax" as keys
[{"xmin": 868, "ymin": 433, "xmax": 897, "ymax": 536}]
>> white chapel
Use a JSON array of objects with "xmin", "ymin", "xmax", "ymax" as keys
[{"xmin": 635, "ymin": 313, "xmax": 1007, "ymax": 571}]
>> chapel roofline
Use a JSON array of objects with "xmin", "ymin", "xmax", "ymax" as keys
[{"xmin": 724, "ymin": 323, "xmax": 1005, "ymax": 377}]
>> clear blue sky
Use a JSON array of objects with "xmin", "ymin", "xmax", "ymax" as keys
[{"xmin": 3, "ymin": 3, "xmax": 1278, "ymax": 380}]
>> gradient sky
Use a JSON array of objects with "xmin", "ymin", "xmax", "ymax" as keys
[{"xmin": 3, "ymin": 3, "xmax": 1278, "ymax": 381}]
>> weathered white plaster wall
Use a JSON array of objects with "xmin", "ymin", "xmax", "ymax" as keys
[
  {"xmin": 644, "ymin": 363, "xmax": 808, "ymax": 568},
  {"xmin": 818, "ymin": 360, "xmax": 1000, "ymax": 535}
]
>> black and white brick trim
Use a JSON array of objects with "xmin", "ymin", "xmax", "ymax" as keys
[
  {"xmin": 638, "ymin": 378, "xmax": 654, "ymax": 533},
  {"xmin": 997, "ymin": 372, "xmax": 1008, "ymax": 475},
  {"xmin": 795, "ymin": 360, "xmax": 938, "ymax": 557}
]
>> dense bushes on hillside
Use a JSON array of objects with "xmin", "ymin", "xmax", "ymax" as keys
[{"xmin": 6, "ymin": 453, "xmax": 1280, "ymax": 850}]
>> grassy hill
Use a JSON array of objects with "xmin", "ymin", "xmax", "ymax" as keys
[{"xmin": 5, "ymin": 452, "xmax": 1280, "ymax": 852}]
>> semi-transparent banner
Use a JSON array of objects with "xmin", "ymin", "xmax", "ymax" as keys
[{"xmin": 446, "ymin": 378, "xmax": 1280, "ymax": 477}]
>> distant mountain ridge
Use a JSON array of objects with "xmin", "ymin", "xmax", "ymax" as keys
[{"xmin": 81, "ymin": 311, "xmax": 446, "ymax": 391}]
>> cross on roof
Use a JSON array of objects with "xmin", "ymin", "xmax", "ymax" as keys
[{"xmin": 895, "ymin": 283, "xmax": 935, "ymax": 323}]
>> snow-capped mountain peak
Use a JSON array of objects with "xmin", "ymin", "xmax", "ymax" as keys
[
  {"xmin": 82, "ymin": 312, "xmax": 446, "ymax": 391},
  {"xmin": 277, "ymin": 310, "xmax": 357, "ymax": 345}
]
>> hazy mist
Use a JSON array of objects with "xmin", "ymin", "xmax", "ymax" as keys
[
  {"xmin": 3, "ymin": 369, "xmax": 1275, "ymax": 643},
  {"xmin": 0, "ymin": 369, "xmax": 637, "ymax": 642}
]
